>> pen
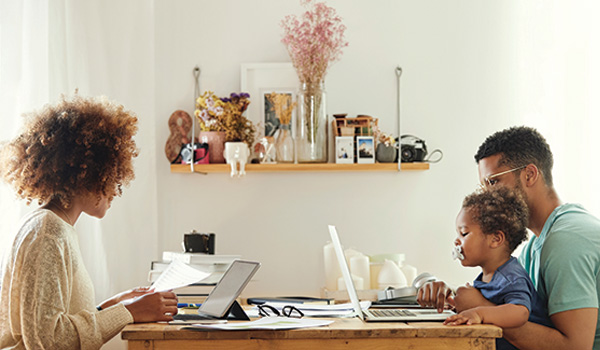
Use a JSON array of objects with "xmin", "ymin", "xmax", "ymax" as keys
[{"xmin": 177, "ymin": 303, "xmax": 201, "ymax": 308}]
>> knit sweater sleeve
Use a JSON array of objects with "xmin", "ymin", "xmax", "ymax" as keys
[{"xmin": 14, "ymin": 221, "xmax": 133, "ymax": 349}]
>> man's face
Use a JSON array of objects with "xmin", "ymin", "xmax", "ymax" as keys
[{"xmin": 478, "ymin": 154, "xmax": 522, "ymax": 190}]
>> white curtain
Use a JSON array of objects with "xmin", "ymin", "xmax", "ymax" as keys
[
  {"xmin": 0, "ymin": 0, "xmax": 49, "ymax": 268},
  {"xmin": 1, "ymin": 1, "xmax": 157, "ymax": 349}
]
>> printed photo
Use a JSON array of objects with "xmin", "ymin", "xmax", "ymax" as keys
[
  {"xmin": 357, "ymin": 136, "xmax": 375, "ymax": 164},
  {"xmin": 335, "ymin": 136, "xmax": 354, "ymax": 164}
]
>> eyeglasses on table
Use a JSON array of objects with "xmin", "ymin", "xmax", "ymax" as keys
[{"xmin": 257, "ymin": 304, "xmax": 304, "ymax": 318}]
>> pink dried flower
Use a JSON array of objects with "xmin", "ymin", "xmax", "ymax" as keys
[{"xmin": 281, "ymin": 0, "xmax": 348, "ymax": 85}]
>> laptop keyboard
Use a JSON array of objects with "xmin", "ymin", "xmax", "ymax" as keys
[{"xmin": 369, "ymin": 309, "xmax": 417, "ymax": 317}]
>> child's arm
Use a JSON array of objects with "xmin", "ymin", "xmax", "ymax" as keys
[{"xmin": 444, "ymin": 304, "xmax": 529, "ymax": 328}]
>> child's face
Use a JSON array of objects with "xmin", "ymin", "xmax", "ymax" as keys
[{"xmin": 454, "ymin": 207, "xmax": 492, "ymax": 267}]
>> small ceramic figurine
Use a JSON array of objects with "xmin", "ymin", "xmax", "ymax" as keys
[{"xmin": 224, "ymin": 142, "xmax": 250, "ymax": 177}]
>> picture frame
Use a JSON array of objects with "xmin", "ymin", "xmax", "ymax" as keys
[
  {"xmin": 356, "ymin": 136, "xmax": 375, "ymax": 164},
  {"xmin": 261, "ymin": 89, "xmax": 295, "ymax": 138},
  {"xmin": 335, "ymin": 136, "xmax": 354, "ymax": 164},
  {"xmin": 240, "ymin": 63, "xmax": 299, "ymax": 139}
]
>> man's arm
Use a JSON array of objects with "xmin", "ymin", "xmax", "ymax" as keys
[
  {"xmin": 454, "ymin": 287, "xmax": 598, "ymax": 350},
  {"xmin": 503, "ymin": 308, "xmax": 597, "ymax": 350}
]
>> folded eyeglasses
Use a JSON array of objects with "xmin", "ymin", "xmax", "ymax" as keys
[{"xmin": 257, "ymin": 304, "xmax": 304, "ymax": 318}]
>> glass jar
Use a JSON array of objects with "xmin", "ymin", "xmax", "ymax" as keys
[
  {"xmin": 275, "ymin": 124, "xmax": 294, "ymax": 163},
  {"xmin": 296, "ymin": 81, "xmax": 327, "ymax": 163}
]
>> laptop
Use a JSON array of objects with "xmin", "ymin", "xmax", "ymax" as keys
[
  {"xmin": 328, "ymin": 225, "xmax": 454, "ymax": 322},
  {"xmin": 171, "ymin": 260, "xmax": 260, "ymax": 323}
]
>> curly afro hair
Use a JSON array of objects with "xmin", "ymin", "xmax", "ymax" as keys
[
  {"xmin": 463, "ymin": 186, "xmax": 529, "ymax": 253},
  {"xmin": 474, "ymin": 126, "xmax": 554, "ymax": 187},
  {"xmin": 0, "ymin": 95, "xmax": 138, "ymax": 208}
]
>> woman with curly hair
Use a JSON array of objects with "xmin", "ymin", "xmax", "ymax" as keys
[
  {"xmin": 418, "ymin": 187, "xmax": 552, "ymax": 350},
  {"xmin": 0, "ymin": 95, "xmax": 177, "ymax": 349}
]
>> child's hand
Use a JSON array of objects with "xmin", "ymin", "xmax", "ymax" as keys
[{"xmin": 443, "ymin": 308, "xmax": 483, "ymax": 326}]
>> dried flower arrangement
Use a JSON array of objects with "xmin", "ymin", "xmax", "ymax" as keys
[
  {"xmin": 373, "ymin": 125, "xmax": 397, "ymax": 148},
  {"xmin": 195, "ymin": 91, "xmax": 256, "ymax": 147},
  {"xmin": 281, "ymin": 0, "xmax": 349, "ymax": 86},
  {"xmin": 266, "ymin": 92, "xmax": 297, "ymax": 126}
]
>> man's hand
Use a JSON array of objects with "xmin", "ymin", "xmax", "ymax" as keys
[
  {"xmin": 417, "ymin": 281, "xmax": 455, "ymax": 313},
  {"xmin": 123, "ymin": 291, "xmax": 179, "ymax": 323}
]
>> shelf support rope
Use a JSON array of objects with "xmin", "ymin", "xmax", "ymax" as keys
[
  {"xmin": 192, "ymin": 66, "xmax": 207, "ymax": 175},
  {"xmin": 395, "ymin": 66, "xmax": 402, "ymax": 171}
]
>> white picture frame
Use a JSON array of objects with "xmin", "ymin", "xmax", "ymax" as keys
[
  {"xmin": 241, "ymin": 63, "xmax": 299, "ymax": 139},
  {"xmin": 356, "ymin": 136, "xmax": 375, "ymax": 164},
  {"xmin": 335, "ymin": 136, "xmax": 354, "ymax": 164}
]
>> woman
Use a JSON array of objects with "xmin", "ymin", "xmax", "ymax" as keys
[{"xmin": 0, "ymin": 95, "xmax": 177, "ymax": 349}]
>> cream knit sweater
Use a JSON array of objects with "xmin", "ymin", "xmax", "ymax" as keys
[{"xmin": 0, "ymin": 209, "xmax": 133, "ymax": 349}]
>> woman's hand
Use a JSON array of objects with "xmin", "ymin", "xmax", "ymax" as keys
[
  {"xmin": 98, "ymin": 286, "xmax": 155, "ymax": 310},
  {"xmin": 123, "ymin": 291, "xmax": 179, "ymax": 323}
]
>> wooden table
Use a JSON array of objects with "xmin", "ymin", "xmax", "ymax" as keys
[{"xmin": 121, "ymin": 318, "xmax": 502, "ymax": 350}]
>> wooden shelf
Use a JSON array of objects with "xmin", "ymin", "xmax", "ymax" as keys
[{"xmin": 170, "ymin": 162, "xmax": 429, "ymax": 173}]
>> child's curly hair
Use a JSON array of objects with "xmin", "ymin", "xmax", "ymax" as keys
[
  {"xmin": 0, "ymin": 95, "xmax": 139, "ymax": 208},
  {"xmin": 463, "ymin": 187, "xmax": 529, "ymax": 252}
]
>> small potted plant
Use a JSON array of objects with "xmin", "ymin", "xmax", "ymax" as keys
[
  {"xmin": 373, "ymin": 126, "xmax": 397, "ymax": 163},
  {"xmin": 195, "ymin": 92, "xmax": 256, "ymax": 164}
]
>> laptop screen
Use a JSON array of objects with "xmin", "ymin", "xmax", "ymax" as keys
[
  {"xmin": 328, "ymin": 225, "xmax": 364, "ymax": 320},
  {"xmin": 198, "ymin": 260, "xmax": 260, "ymax": 318}
]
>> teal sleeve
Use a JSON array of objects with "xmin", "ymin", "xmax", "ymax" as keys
[{"xmin": 540, "ymin": 230, "xmax": 599, "ymax": 315}]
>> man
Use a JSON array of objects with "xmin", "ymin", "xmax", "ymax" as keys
[{"xmin": 418, "ymin": 126, "xmax": 600, "ymax": 349}]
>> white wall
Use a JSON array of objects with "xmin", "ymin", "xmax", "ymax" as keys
[{"xmin": 153, "ymin": 0, "xmax": 600, "ymax": 297}]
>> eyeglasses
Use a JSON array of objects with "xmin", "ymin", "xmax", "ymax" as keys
[
  {"xmin": 481, "ymin": 165, "xmax": 527, "ymax": 188},
  {"xmin": 257, "ymin": 304, "xmax": 304, "ymax": 318}
]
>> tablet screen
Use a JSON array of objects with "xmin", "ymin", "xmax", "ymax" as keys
[{"xmin": 198, "ymin": 260, "xmax": 260, "ymax": 318}]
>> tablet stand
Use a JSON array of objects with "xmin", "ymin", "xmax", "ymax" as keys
[{"xmin": 222, "ymin": 300, "xmax": 249, "ymax": 321}]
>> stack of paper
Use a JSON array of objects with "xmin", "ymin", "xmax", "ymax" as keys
[{"xmin": 185, "ymin": 317, "xmax": 334, "ymax": 331}]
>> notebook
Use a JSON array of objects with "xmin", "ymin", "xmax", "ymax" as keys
[
  {"xmin": 328, "ymin": 225, "xmax": 454, "ymax": 322},
  {"xmin": 171, "ymin": 259, "xmax": 260, "ymax": 323}
]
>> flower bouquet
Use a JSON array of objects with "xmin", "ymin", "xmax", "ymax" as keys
[
  {"xmin": 195, "ymin": 91, "xmax": 256, "ymax": 147},
  {"xmin": 281, "ymin": 0, "xmax": 348, "ymax": 162}
]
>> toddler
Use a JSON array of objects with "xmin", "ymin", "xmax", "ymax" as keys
[{"xmin": 421, "ymin": 187, "xmax": 552, "ymax": 350}]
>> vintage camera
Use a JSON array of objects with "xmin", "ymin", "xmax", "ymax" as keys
[
  {"xmin": 179, "ymin": 143, "xmax": 209, "ymax": 164},
  {"xmin": 400, "ymin": 135, "xmax": 427, "ymax": 162}
]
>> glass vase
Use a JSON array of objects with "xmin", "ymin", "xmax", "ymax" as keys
[
  {"xmin": 275, "ymin": 124, "xmax": 294, "ymax": 163},
  {"xmin": 296, "ymin": 82, "xmax": 327, "ymax": 163}
]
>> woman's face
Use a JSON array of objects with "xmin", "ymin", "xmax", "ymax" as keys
[{"xmin": 81, "ymin": 191, "xmax": 112, "ymax": 219}]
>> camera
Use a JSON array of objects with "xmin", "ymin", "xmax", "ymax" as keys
[
  {"xmin": 400, "ymin": 135, "xmax": 427, "ymax": 162},
  {"xmin": 179, "ymin": 143, "xmax": 209, "ymax": 164}
]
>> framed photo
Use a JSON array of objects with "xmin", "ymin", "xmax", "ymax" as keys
[
  {"xmin": 356, "ymin": 136, "xmax": 375, "ymax": 164},
  {"xmin": 261, "ymin": 89, "xmax": 295, "ymax": 137},
  {"xmin": 241, "ymin": 63, "xmax": 299, "ymax": 139},
  {"xmin": 335, "ymin": 136, "xmax": 354, "ymax": 164}
]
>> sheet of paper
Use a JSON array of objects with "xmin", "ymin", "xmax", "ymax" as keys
[
  {"xmin": 150, "ymin": 260, "xmax": 210, "ymax": 292},
  {"xmin": 246, "ymin": 301, "xmax": 371, "ymax": 318},
  {"xmin": 184, "ymin": 317, "xmax": 334, "ymax": 330}
]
